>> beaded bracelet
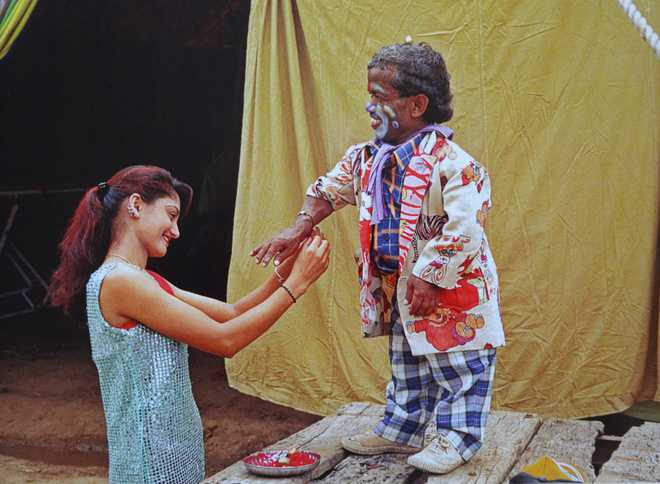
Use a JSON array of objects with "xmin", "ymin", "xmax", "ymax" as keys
[{"xmin": 280, "ymin": 283, "xmax": 297, "ymax": 303}]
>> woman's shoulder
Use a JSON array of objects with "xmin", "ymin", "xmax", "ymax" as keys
[
  {"xmin": 98, "ymin": 264, "xmax": 167, "ymax": 321},
  {"xmin": 88, "ymin": 262, "xmax": 119, "ymax": 291},
  {"xmin": 99, "ymin": 263, "xmax": 160, "ymax": 299},
  {"xmin": 105, "ymin": 263, "xmax": 157, "ymax": 284}
]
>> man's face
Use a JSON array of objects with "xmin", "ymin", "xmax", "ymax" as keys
[{"xmin": 366, "ymin": 67, "xmax": 416, "ymax": 144}]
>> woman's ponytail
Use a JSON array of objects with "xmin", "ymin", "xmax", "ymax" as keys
[{"xmin": 48, "ymin": 185, "xmax": 114, "ymax": 321}]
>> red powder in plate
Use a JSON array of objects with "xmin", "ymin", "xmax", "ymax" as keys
[{"xmin": 244, "ymin": 451, "xmax": 319, "ymax": 468}]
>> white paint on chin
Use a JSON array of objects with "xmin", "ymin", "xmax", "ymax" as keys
[{"xmin": 373, "ymin": 114, "xmax": 389, "ymax": 140}]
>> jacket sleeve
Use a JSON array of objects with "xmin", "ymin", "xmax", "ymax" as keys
[
  {"xmin": 411, "ymin": 155, "xmax": 492, "ymax": 289},
  {"xmin": 305, "ymin": 144, "xmax": 364, "ymax": 210}
]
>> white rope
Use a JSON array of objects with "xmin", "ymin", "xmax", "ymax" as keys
[{"xmin": 616, "ymin": 0, "xmax": 660, "ymax": 58}]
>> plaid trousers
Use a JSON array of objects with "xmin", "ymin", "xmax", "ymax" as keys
[{"xmin": 374, "ymin": 302, "xmax": 497, "ymax": 460}]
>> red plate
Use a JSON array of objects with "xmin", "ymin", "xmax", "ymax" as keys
[{"xmin": 243, "ymin": 450, "xmax": 321, "ymax": 477}]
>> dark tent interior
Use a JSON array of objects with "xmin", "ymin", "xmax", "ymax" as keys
[
  {"xmin": 1, "ymin": 0, "xmax": 250, "ymax": 332},
  {"xmin": 0, "ymin": 2, "xmax": 321, "ymax": 477}
]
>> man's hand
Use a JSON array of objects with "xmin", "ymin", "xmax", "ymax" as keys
[
  {"xmin": 250, "ymin": 220, "xmax": 313, "ymax": 267},
  {"xmin": 405, "ymin": 275, "xmax": 441, "ymax": 317},
  {"xmin": 272, "ymin": 227, "xmax": 323, "ymax": 279},
  {"xmin": 251, "ymin": 197, "xmax": 333, "ymax": 267}
]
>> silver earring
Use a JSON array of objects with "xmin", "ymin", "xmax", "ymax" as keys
[{"xmin": 128, "ymin": 206, "xmax": 138, "ymax": 218}]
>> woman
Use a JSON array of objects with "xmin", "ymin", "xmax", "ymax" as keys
[{"xmin": 49, "ymin": 165, "xmax": 330, "ymax": 483}]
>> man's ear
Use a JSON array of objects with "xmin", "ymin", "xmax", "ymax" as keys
[{"xmin": 409, "ymin": 94, "xmax": 430, "ymax": 119}]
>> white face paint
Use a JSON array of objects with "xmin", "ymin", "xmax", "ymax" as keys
[
  {"xmin": 372, "ymin": 104, "xmax": 389, "ymax": 140},
  {"xmin": 367, "ymin": 72, "xmax": 404, "ymax": 142},
  {"xmin": 366, "ymin": 102, "xmax": 397, "ymax": 141}
]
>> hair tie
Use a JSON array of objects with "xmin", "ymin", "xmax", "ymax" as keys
[{"xmin": 96, "ymin": 181, "xmax": 110, "ymax": 202}]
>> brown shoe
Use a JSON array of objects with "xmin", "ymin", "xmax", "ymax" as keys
[{"xmin": 341, "ymin": 431, "xmax": 420, "ymax": 455}]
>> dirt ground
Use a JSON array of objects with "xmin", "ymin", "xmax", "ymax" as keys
[{"xmin": 0, "ymin": 328, "xmax": 321, "ymax": 482}]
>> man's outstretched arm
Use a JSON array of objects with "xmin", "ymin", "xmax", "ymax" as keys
[
  {"xmin": 251, "ymin": 196, "xmax": 333, "ymax": 267},
  {"xmin": 251, "ymin": 143, "xmax": 364, "ymax": 267}
]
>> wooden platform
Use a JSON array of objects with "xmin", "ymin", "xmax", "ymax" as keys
[
  {"xmin": 596, "ymin": 422, "xmax": 660, "ymax": 483},
  {"xmin": 205, "ymin": 402, "xmax": 660, "ymax": 483}
]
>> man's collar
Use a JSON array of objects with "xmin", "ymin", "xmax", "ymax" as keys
[{"xmin": 369, "ymin": 124, "xmax": 453, "ymax": 152}]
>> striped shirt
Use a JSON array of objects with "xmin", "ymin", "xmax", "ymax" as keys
[{"xmin": 372, "ymin": 133, "xmax": 426, "ymax": 274}]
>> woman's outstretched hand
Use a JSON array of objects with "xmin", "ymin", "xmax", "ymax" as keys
[
  {"xmin": 274, "ymin": 227, "xmax": 321, "ymax": 281},
  {"xmin": 284, "ymin": 234, "xmax": 330, "ymax": 298}
]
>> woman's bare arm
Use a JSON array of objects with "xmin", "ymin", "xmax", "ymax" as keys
[
  {"xmin": 168, "ymin": 272, "xmax": 282, "ymax": 323},
  {"xmin": 167, "ymin": 241, "xmax": 303, "ymax": 322},
  {"xmin": 101, "ymin": 237, "xmax": 330, "ymax": 357}
]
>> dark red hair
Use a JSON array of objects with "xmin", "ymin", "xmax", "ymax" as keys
[{"xmin": 49, "ymin": 165, "xmax": 193, "ymax": 321}]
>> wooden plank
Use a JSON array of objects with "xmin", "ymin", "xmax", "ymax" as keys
[
  {"xmin": 318, "ymin": 453, "xmax": 425, "ymax": 484},
  {"xmin": 596, "ymin": 422, "xmax": 660, "ymax": 483},
  {"xmin": 204, "ymin": 403, "xmax": 384, "ymax": 483},
  {"xmin": 426, "ymin": 411, "xmax": 542, "ymax": 484},
  {"xmin": 508, "ymin": 418, "xmax": 603, "ymax": 483},
  {"xmin": 337, "ymin": 402, "xmax": 381, "ymax": 416}
]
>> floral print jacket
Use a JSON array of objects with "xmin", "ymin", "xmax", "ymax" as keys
[{"xmin": 307, "ymin": 131, "xmax": 505, "ymax": 355}]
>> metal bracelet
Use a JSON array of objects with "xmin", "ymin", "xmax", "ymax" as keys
[{"xmin": 296, "ymin": 210, "xmax": 315, "ymax": 227}]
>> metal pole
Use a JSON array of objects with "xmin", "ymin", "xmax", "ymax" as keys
[{"xmin": 0, "ymin": 202, "xmax": 19, "ymax": 257}]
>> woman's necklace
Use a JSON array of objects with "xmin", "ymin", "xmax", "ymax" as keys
[{"xmin": 106, "ymin": 253, "xmax": 144, "ymax": 270}]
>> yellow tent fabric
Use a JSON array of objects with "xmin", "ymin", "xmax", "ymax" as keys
[
  {"xmin": 227, "ymin": 0, "xmax": 659, "ymax": 418},
  {"xmin": 0, "ymin": 0, "xmax": 38, "ymax": 60}
]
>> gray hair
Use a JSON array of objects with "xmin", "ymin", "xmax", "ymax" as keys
[{"xmin": 368, "ymin": 43, "xmax": 453, "ymax": 124}]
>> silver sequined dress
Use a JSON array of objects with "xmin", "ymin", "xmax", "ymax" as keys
[{"xmin": 86, "ymin": 262, "xmax": 205, "ymax": 483}]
